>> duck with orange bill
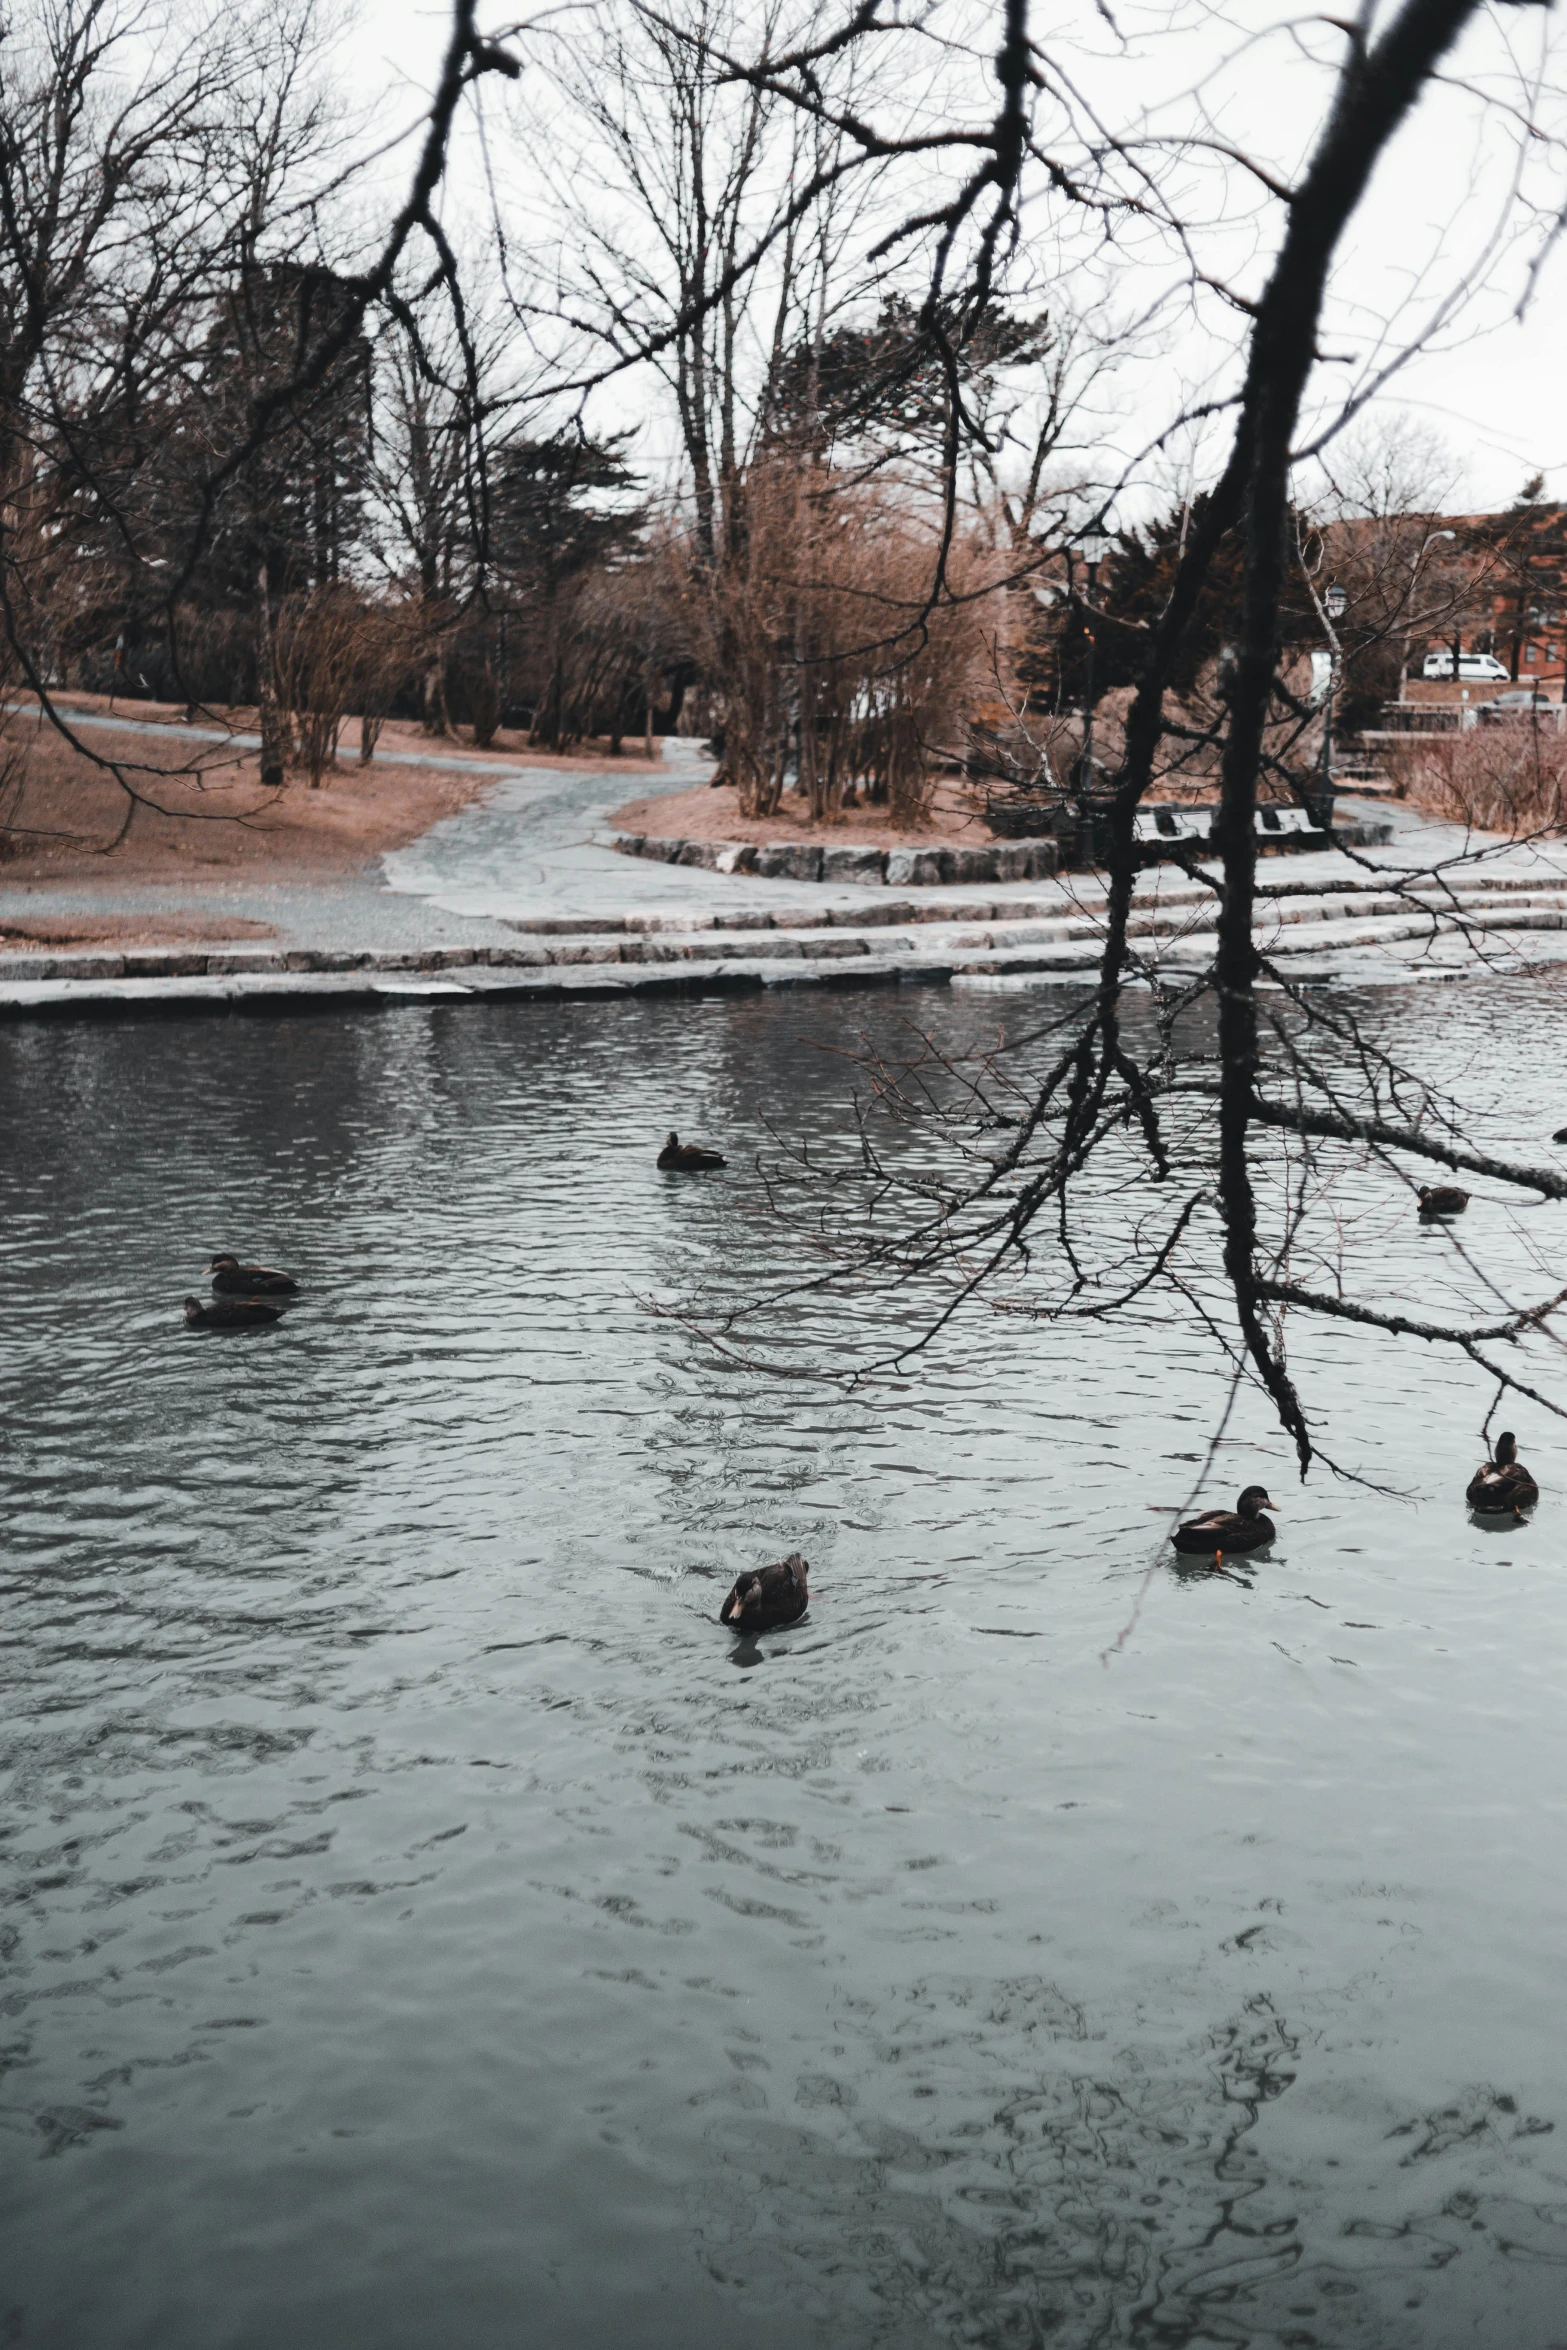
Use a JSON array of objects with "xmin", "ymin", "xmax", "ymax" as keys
[
  {"xmin": 1170, "ymin": 1486, "xmax": 1277, "ymax": 1562},
  {"xmin": 719, "ymin": 1552, "xmax": 809, "ymax": 1631}
]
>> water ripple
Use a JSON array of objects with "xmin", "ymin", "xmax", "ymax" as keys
[{"xmin": 3, "ymin": 984, "xmax": 1567, "ymax": 2347}]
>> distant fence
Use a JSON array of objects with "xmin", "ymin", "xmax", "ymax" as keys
[
  {"xmin": 1369, "ymin": 702, "xmax": 1567, "ymax": 740},
  {"xmin": 1375, "ymin": 704, "xmax": 1463, "ymax": 734}
]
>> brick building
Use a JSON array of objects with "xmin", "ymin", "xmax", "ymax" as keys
[{"xmin": 1446, "ymin": 498, "xmax": 1567, "ymax": 696}]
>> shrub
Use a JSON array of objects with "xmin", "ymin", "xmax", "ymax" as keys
[{"xmin": 1382, "ymin": 726, "xmax": 1567, "ymax": 834}]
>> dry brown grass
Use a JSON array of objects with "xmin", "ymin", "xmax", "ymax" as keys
[
  {"xmin": 609, "ymin": 772, "xmax": 993, "ymax": 848},
  {"xmin": 0, "ymin": 698, "xmax": 665, "ymax": 880},
  {"xmin": 1382, "ymin": 725, "xmax": 1567, "ymax": 834},
  {"xmin": 0, "ymin": 912, "xmax": 277, "ymax": 947}
]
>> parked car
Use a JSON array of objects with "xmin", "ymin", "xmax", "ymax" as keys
[
  {"xmin": 1477, "ymin": 688, "xmax": 1561, "ymax": 724},
  {"xmin": 1421, "ymin": 650, "xmax": 1510, "ymax": 681}
]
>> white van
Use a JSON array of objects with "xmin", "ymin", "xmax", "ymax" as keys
[{"xmin": 1422, "ymin": 650, "xmax": 1510, "ymax": 681}]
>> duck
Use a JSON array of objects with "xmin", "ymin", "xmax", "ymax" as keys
[
  {"xmin": 719, "ymin": 1551, "xmax": 809, "ymax": 1631},
  {"xmin": 184, "ymin": 1294, "xmax": 285, "ymax": 1330},
  {"xmin": 658, "ymin": 1131, "xmax": 727, "ymax": 1172},
  {"xmin": 207, "ymin": 1253, "xmax": 297, "ymax": 1294},
  {"xmin": 1417, "ymin": 1185, "xmax": 1470, "ymax": 1219},
  {"xmin": 1465, "ymin": 1430, "xmax": 1539, "ymax": 1513},
  {"xmin": 1170, "ymin": 1486, "xmax": 1277, "ymax": 1560}
]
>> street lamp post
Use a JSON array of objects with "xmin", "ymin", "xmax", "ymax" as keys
[
  {"xmin": 1311, "ymin": 581, "xmax": 1348, "ymax": 831},
  {"xmin": 1075, "ymin": 531, "xmax": 1109, "ymax": 856}
]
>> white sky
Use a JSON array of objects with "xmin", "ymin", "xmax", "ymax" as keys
[{"xmin": 340, "ymin": 0, "xmax": 1567, "ymax": 517}]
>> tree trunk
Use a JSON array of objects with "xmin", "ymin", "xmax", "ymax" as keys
[{"xmin": 256, "ymin": 565, "xmax": 287, "ymax": 789}]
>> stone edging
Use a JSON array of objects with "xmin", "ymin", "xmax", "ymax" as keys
[
  {"xmin": 604, "ymin": 819, "xmax": 1392, "ymax": 882},
  {"xmin": 0, "ymin": 943, "xmax": 554, "ymax": 984},
  {"xmin": 603, "ymin": 830, "xmax": 1059, "ymax": 886}
]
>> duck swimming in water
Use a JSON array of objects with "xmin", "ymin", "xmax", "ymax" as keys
[
  {"xmin": 1417, "ymin": 1185, "xmax": 1470, "ymax": 1219},
  {"xmin": 185, "ymin": 1294, "xmax": 285, "ymax": 1330},
  {"xmin": 719, "ymin": 1551, "xmax": 809, "ymax": 1631},
  {"xmin": 658, "ymin": 1131, "xmax": 727, "ymax": 1172},
  {"xmin": 207, "ymin": 1253, "xmax": 297, "ymax": 1294},
  {"xmin": 1465, "ymin": 1430, "xmax": 1539, "ymax": 1513},
  {"xmin": 1171, "ymin": 1487, "xmax": 1277, "ymax": 1561}
]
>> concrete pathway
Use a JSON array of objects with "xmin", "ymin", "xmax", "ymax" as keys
[
  {"xmin": 0, "ymin": 721, "xmax": 707, "ymax": 954},
  {"xmin": 9, "ymin": 705, "xmax": 1567, "ymax": 1015},
  {"xmin": 377, "ymin": 741, "xmax": 1567, "ymax": 936}
]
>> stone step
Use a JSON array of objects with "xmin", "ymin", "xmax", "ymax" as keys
[
  {"xmin": 6, "ymin": 885, "xmax": 1567, "ymax": 988},
  {"xmin": 0, "ymin": 942, "xmax": 555, "ymax": 984},
  {"xmin": 9, "ymin": 904, "xmax": 1567, "ymax": 1023},
  {"xmin": 502, "ymin": 868, "xmax": 1567, "ymax": 939},
  {"xmin": 509, "ymin": 888, "xmax": 1567, "ymax": 968},
  {"xmin": 7, "ymin": 872, "xmax": 1567, "ymax": 1018}
]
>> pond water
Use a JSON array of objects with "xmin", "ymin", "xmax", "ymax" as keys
[{"xmin": 4, "ymin": 979, "xmax": 1567, "ymax": 2350}]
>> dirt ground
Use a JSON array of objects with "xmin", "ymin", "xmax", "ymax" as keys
[
  {"xmin": 0, "ymin": 696, "xmax": 664, "ymax": 883},
  {"xmin": 0, "ymin": 910, "xmax": 280, "ymax": 950},
  {"xmin": 609, "ymin": 774, "xmax": 998, "ymax": 849}
]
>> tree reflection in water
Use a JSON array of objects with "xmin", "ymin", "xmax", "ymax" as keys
[{"xmin": 683, "ymin": 1983, "xmax": 1566, "ymax": 2347}]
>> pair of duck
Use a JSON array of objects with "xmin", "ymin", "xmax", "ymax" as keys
[
  {"xmin": 184, "ymin": 1254, "xmax": 298, "ymax": 1331},
  {"xmin": 1173, "ymin": 1428, "xmax": 1539, "ymax": 1562}
]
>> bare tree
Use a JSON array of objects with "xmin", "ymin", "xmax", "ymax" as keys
[
  {"xmin": 637, "ymin": 0, "xmax": 1567, "ymax": 1475},
  {"xmin": 0, "ymin": 0, "xmax": 521, "ymax": 833},
  {"xmin": 366, "ymin": 298, "xmax": 492, "ymax": 736},
  {"xmin": 694, "ymin": 453, "xmax": 999, "ymax": 819},
  {"xmin": 529, "ymin": 0, "xmax": 865, "ymax": 567}
]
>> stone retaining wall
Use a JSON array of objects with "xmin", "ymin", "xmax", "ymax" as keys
[
  {"xmin": 606, "ymin": 818, "xmax": 1390, "ymax": 883},
  {"xmin": 0, "ymin": 943, "xmax": 556, "ymax": 984},
  {"xmin": 606, "ymin": 831, "xmax": 1059, "ymax": 886}
]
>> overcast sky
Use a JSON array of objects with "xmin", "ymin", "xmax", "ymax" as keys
[{"xmin": 343, "ymin": 0, "xmax": 1567, "ymax": 517}]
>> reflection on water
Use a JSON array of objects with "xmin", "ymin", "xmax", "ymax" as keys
[{"xmin": 4, "ymin": 982, "xmax": 1567, "ymax": 2349}]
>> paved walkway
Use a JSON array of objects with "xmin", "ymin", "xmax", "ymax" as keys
[
  {"xmin": 9, "ymin": 709, "xmax": 1567, "ymax": 1013},
  {"xmin": 381, "ymin": 752, "xmax": 1567, "ymax": 936},
  {"xmin": 0, "ymin": 719, "xmax": 710, "ymax": 953}
]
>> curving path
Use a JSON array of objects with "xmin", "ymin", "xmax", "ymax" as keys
[{"xmin": 9, "ymin": 707, "xmax": 1567, "ymax": 999}]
